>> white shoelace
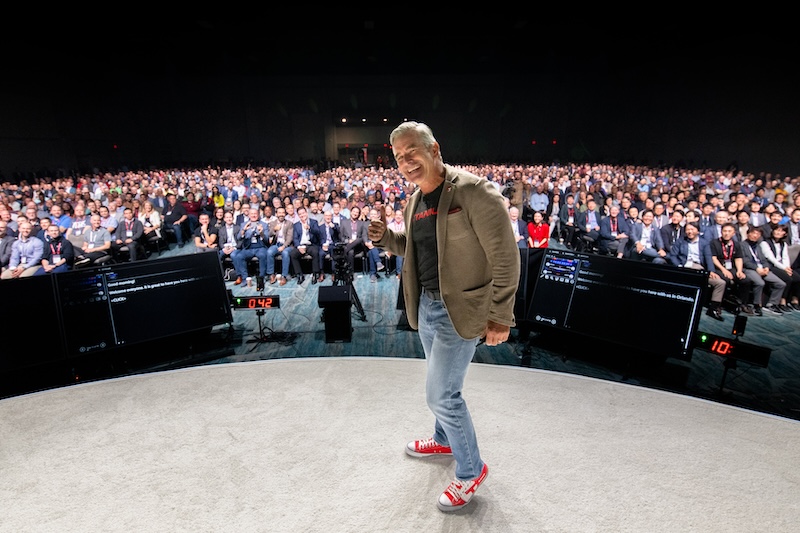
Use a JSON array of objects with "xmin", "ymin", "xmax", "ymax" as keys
[
  {"xmin": 443, "ymin": 479, "xmax": 467, "ymax": 502},
  {"xmin": 418, "ymin": 437, "xmax": 441, "ymax": 450}
]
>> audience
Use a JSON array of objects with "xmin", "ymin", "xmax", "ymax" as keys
[{"xmin": 1, "ymin": 161, "xmax": 799, "ymax": 323}]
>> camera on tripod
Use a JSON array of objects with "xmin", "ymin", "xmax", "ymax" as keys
[{"xmin": 331, "ymin": 242, "xmax": 353, "ymax": 283}]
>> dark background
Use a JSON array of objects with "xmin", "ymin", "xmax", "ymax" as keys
[{"xmin": 1, "ymin": 11, "xmax": 797, "ymax": 179}]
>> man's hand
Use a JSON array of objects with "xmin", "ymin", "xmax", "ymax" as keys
[
  {"xmin": 368, "ymin": 219, "xmax": 386, "ymax": 242},
  {"xmin": 482, "ymin": 320, "xmax": 510, "ymax": 346}
]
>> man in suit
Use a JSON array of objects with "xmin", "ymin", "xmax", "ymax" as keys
[
  {"xmin": 597, "ymin": 204, "xmax": 630, "ymax": 257},
  {"xmin": 558, "ymin": 194, "xmax": 580, "ymax": 249},
  {"xmin": 747, "ymin": 199, "xmax": 767, "ymax": 228},
  {"xmin": 289, "ymin": 206, "xmax": 323, "ymax": 285},
  {"xmin": 231, "ymin": 206, "xmax": 269, "ymax": 286},
  {"xmin": 317, "ymin": 209, "xmax": 340, "ymax": 279},
  {"xmin": 216, "ymin": 210, "xmax": 241, "ymax": 274},
  {"xmin": 626, "ymin": 209, "xmax": 668, "ymax": 264},
  {"xmin": 338, "ymin": 205, "xmax": 369, "ymax": 275},
  {"xmin": 508, "ymin": 206, "xmax": 529, "ymax": 249},
  {"xmin": 265, "ymin": 206, "xmax": 293, "ymax": 285},
  {"xmin": 704, "ymin": 209, "xmax": 730, "ymax": 242},
  {"xmin": 575, "ymin": 197, "xmax": 601, "ymax": 251},
  {"xmin": 659, "ymin": 209, "xmax": 686, "ymax": 254},
  {"xmin": 667, "ymin": 221, "xmax": 727, "ymax": 321},
  {"xmin": 111, "ymin": 207, "xmax": 145, "ymax": 261},
  {"xmin": 369, "ymin": 121, "xmax": 518, "ymax": 512}
]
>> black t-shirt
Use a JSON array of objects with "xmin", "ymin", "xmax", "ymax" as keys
[
  {"xmin": 193, "ymin": 225, "xmax": 218, "ymax": 244},
  {"xmin": 163, "ymin": 202, "xmax": 187, "ymax": 225},
  {"xmin": 413, "ymin": 181, "xmax": 443, "ymax": 292}
]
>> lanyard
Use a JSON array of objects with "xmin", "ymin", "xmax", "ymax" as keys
[{"xmin": 720, "ymin": 239, "xmax": 733, "ymax": 261}]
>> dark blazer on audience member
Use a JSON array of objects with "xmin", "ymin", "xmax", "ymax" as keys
[
  {"xmin": 339, "ymin": 217, "xmax": 369, "ymax": 244},
  {"xmin": 627, "ymin": 221, "xmax": 667, "ymax": 254},
  {"xmin": 659, "ymin": 223, "xmax": 685, "ymax": 254},
  {"xmin": 216, "ymin": 223, "xmax": 242, "ymax": 250},
  {"xmin": 512, "ymin": 218, "xmax": 529, "ymax": 249},
  {"xmin": 667, "ymin": 235, "xmax": 715, "ymax": 270},
  {"xmin": 292, "ymin": 218, "xmax": 323, "ymax": 247},
  {"xmin": 598, "ymin": 213, "xmax": 630, "ymax": 242}
]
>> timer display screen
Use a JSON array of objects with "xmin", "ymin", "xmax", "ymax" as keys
[
  {"xmin": 693, "ymin": 331, "xmax": 771, "ymax": 367},
  {"xmin": 231, "ymin": 295, "xmax": 281, "ymax": 309}
]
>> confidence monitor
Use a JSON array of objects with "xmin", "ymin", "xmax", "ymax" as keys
[
  {"xmin": 526, "ymin": 249, "xmax": 708, "ymax": 360},
  {"xmin": 58, "ymin": 251, "xmax": 233, "ymax": 357}
]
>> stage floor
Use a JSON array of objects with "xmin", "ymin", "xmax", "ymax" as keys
[{"xmin": 1, "ymin": 357, "xmax": 798, "ymax": 532}]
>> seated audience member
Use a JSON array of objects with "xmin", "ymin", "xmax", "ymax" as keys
[
  {"xmin": 597, "ymin": 204, "xmax": 629, "ymax": 257},
  {"xmin": 747, "ymin": 198, "xmax": 767, "ymax": 227},
  {"xmin": 1, "ymin": 221, "xmax": 44, "ymax": 279},
  {"xmin": 705, "ymin": 209, "xmax": 730, "ymax": 242},
  {"xmin": 0, "ymin": 220, "xmax": 15, "ymax": 272},
  {"xmin": 211, "ymin": 206, "xmax": 226, "ymax": 231},
  {"xmin": 181, "ymin": 191, "xmax": 203, "ymax": 234},
  {"xmin": 576, "ymin": 197, "xmax": 601, "ymax": 248},
  {"xmin": 733, "ymin": 210, "xmax": 752, "ymax": 243},
  {"xmin": 547, "ymin": 192, "xmax": 562, "ymax": 241},
  {"xmin": 385, "ymin": 208, "xmax": 405, "ymax": 278},
  {"xmin": 266, "ymin": 207, "xmax": 292, "ymax": 285},
  {"xmin": 741, "ymin": 225, "xmax": 785, "ymax": 316},
  {"xmin": 667, "ymin": 221, "xmax": 727, "ymax": 321},
  {"xmin": 660, "ymin": 209, "xmax": 685, "ymax": 254},
  {"xmin": 217, "ymin": 210, "xmax": 240, "ymax": 267},
  {"xmin": 509, "ymin": 206, "xmax": 529, "ymax": 249},
  {"xmin": 709, "ymin": 222, "xmax": 753, "ymax": 314},
  {"xmin": 66, "ymin": 203, "xmax": 91, "ymax": 249},
  {"xmin": 193, "ymin": 212, "xmax": 219, "ymax": 253},
  {"xmin": 162, "ymin": 193, "xmax": 188, "ymax": 247},
  {"xmin": 627, "ymin": 209, "xmax": 667, "ymax": 264},
  {"xmin": 35, "ymin": 223, "xmax": 75, "ymax": 275},
  {"xmin": 364, "ymin": 207, "xmax": 385, "ymax": 282},
  {"xmin": 526, "ymin": 210, "xmax": 549, "ymax": 249},
  {"xmin": 558, "ymin": 194, "xmax": 580, "ymax": 249},
  {"xmin": 232, "ymin": 206, "xmax": 269, "ymax": 286},
  {"xmin": 289, "ymin": 206, "xmax": 322, "ymax": 285},
  {"xmin": 317, "ymin": 209, "xmax": 340, "ymax": 275},
  {"xmin": 74, "ymin": 214, "xmax": 113, "ymax": 266},
  {"xmin": 786, "ymin": 208, "xmax": 800, "ymax": 269},
  {"xmin": 35, "ymin": 216, "xmax": 52, "ymax": 243},
  {"xmin": 759, "ymin": 209, "xmax": 784, "ymax": 241},
  {"xmin": 111, "ymin": 207, "xmax": 145, "ymax": 262},
  {"xmin": 337, "ymin": 205, "xmax": 368, "ymax": 276},
  {"xmin": 759, "ymin": 224, "xmax": 800, "ymax": 312},
  {"xmin": 138, "ymin": 200, "xmax": 162, "ymax": 242},
  {"xmin": 48, "ymin": 203, "xmax": 72, "ymax": 234},
  {"xmin": 97, "ymin": 204, "xmax": 119, "ymax": 234}
]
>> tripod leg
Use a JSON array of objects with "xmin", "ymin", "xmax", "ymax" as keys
[{"xmin": 350, "ymin": 285, "xmax": 367, "ymax": 321}]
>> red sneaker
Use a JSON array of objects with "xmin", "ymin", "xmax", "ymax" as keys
[
  {"xmin": 437, "ymin": 463, "xmax": 488, "ymax": 512},
  {"xmin": 405, "ymin": 437, "xmax": 453, "ymax": 457}
]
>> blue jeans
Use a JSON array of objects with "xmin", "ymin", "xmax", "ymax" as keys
[
  {"xmin": 266, "ymin": 244, "xmax": 291, "ymax": 277},
  {"xmin": 232, "ymin": 246, "xmax": 268, "ymax": 278},
  {"xmin": 367, "ymin": 247, "xmax": 382, "ymax": 275},
  {"xmin": 418, "ymin": 292, "xmax": 483, "ymax": 480}
]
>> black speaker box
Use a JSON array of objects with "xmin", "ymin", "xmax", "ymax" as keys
[
  {"xmin": 318, "ymin": 286, "xmax": 352, "ymax": 343},
  {"xmin": 318, "ymin": 285, "xmax": 351, "ymax": 305}
]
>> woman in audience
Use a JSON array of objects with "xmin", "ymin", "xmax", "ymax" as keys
[
  {"xmin": 527, "ymin": 210, "xmax": 550, "ymax": 249},
  {"xmin": 759, "ymin": 224, "xmax": 800, "ymax": 312},
  {"xmin": 139, "ymin": 200, "xmax": 162, "ymax": 241}
]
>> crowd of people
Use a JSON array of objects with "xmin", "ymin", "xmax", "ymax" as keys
[{"xmin": 2, "ymin": 161, "xmax": 800, "ymax": 320}]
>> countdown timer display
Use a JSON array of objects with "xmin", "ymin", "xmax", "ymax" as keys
[
  {"xmin": 231, "ymin": 295, "xmax": 281, "ymax": 309},
  {"xmin": 693, "ymin": 331, "xmax": 771, "ymax": 367}
]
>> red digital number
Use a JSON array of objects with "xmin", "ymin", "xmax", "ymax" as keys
[{"xmin": 711, "ymin": 339, "xmax": 733, "ymax": 356}]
